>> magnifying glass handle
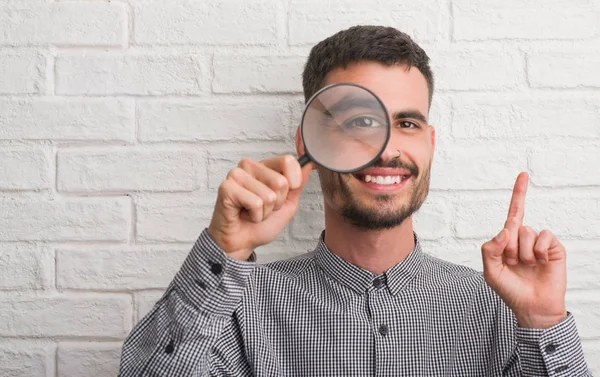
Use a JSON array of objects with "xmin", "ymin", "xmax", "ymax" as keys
[{"xmin": 297, "ymin": 154, "xmax": 310, "ymax": 167}]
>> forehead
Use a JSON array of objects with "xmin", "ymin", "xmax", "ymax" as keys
[{"xmin": 322, "ymin": 61, "xmax": 430, "ymax": 117}]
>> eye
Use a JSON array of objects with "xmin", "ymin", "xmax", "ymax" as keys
[
  {"xmin": 398, "ymin": 121, "xmax": 419, "ymax": 129},
  {"xmin": 342, "ymin": 116, "xmax": 383, "ymax": 130}
]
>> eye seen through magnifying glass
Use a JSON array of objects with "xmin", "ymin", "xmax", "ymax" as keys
[{"xmin": 297, "ymin": 83, "xmax": 391, "ymax": 173}]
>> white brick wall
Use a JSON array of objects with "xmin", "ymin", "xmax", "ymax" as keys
[{"xmin": 1, "ymin": 1, "xmax": 599, "ymax": 375}]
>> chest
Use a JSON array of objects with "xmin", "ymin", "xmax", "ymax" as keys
[{"xmin": 243, "ymin": 280, "xmax": 497, "ymax": 376}]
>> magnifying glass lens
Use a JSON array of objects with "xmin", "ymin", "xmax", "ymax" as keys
[{"xmin": 300, "ymin": 84, "xmax": 390, "ymax": 173}]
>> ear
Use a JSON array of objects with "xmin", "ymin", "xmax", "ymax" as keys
[
  {"xmin": 295, "ymin": 125, "xmax": 318, "ymax": 170},
  {"xmin": 295, "ymin": 125, "xmax": 304, "ymax": 157},
  {"xmin": 428, "ymin": 124, "xmax": 436, "ymax": 160}
]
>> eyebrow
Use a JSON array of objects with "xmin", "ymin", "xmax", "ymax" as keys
[
  {"xmin": 323, "ymin": 95, "xmax": 384, "ymax": 115},
  {"xmin": 392, "ymin": 110, "xmax": 428, "ymax": 124}
]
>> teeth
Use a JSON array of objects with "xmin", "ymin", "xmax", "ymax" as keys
[{"xmin": 362, "ymin": 175, "xmax": 406, "ymax": 185}]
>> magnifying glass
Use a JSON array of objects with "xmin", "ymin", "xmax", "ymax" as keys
[{"xmin": 297, "ymin": 82, "xmax": 391, "ymax": 173}]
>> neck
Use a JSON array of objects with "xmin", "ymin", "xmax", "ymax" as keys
[{"xmin": 322, "ymin": 205, "xmax": 416, "ymax": 275}]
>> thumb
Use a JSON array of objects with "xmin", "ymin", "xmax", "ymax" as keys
[
  {"xmin": 287, "ymin": 161, "xmax": 314, "ymax": 203},
  {"xmin": 481, "ymin": 228, "xmax": 510, "ymax": 270}
]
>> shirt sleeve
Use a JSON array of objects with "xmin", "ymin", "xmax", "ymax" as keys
[
  {"xmin": 118, "ymin": 228, "xmax": 257, "ymax": 377},
  {"xmin": 515, "ymin": 312, "xmax": 592, "ymax": 376}
]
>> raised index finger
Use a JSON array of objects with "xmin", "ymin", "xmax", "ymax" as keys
[{"xmin": 504, "ymin": 171, "xmax": 529, "ymax": 229}]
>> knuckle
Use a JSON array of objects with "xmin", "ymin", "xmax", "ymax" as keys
[
  {"xmin": 227, "ymin": 167, "xmax": 244, "ymax": 181},
  {"xmin": 252, "ymin": 198, "xmax": 264, "ymax": 209},
  {"xmin": 282, "ymin": 154, "xmax": 296, "ymax": 167},
  {"xmin": 264, "ymin": 190, "xmax": 277, "ymax": 204},
  {"xmin": 238, "ymin": 158, "xmax": 254, "ymax": 170},
  {"xmin": 273, "ymin": 175, "xmax": 289, "ymax": 191},
  {"xmin": 218, "ymin": 179, "xmax": 234, "ymax": 195}
]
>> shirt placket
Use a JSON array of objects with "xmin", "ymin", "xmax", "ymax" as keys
[{"xmin": 367, "ymin": 276, "xmax": 395, "ymax": 377}]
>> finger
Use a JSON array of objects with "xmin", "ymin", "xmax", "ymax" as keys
[
  {"xmin": 260, "ymin": 155, "xmax": 303, "ymax": 190},
  {"xmin": 227, "ymin": 167, "xmax": 277, "ymax": 219},
  {"xmin": 239, "ymin": 158, "xmax": 290, "ymax": 211},
  {"xmin": 504, "ymin": 172, "xmax": 529, "ymax": 229},
  {"xmin": 503, "ymin": 172, "xmax": 529, "ymax": 263},
  {"xmin": 517, "ymin": 225, "xmax": 538, "ymax": 266},
  {"xmin": 286, "ymin": 161, "xmax": 315, "ymax": 203},
  {"xmin": 533, "ymin": 229, "xmax": 554, "ymax": 264},
  {"xmin": 481, "ymin": 228, "xmax": 510, "ymax": 271},
  {"xmin": 219, "ymin": 179, "xmax": 264, "ymax": 223}
]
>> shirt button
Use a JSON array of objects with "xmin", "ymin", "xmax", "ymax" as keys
[
  {"xmin": 378, "ymin": 324, "xmax": 389, "ymax": 336},
  {"xmin": 165, "ymin": 342, "xmax": 175, "ymax": 354},
  {"xmin": 554, "ymin": 365, "xmax": 569, "ymax": 373},
  {"xmin": 545, "ymin": 344, "xmax": 557, "ymax": 355},
  {"xmin": 373, "ymin": 277, "xmax": 384, "ymax": 289},
  {"xmin": 209, "ymin": 262, "xmax": 223, "ymax": 275}
]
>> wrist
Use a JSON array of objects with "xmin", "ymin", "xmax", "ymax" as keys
[
  {"xmin": 516, "ymin": 310, "xmax": 568, "ymax": 329},
  {"xmin": 205, "ymin": 227, "xmax": 254, "ymax": 261}
]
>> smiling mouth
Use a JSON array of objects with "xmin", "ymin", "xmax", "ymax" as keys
[{"xmin": 352, "ymin": 174, "xmax": 411, "ymax": 185}]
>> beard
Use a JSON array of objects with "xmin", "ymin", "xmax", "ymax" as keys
[{"xmin": 318, "ymin": 156, "xmax": 431, "ymax": 231}]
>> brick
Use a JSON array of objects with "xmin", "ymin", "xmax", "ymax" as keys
[
  {"xmin": 0, "ymin": 197, "xmax": 129, "ymax": 242},
  {"xmin": 289, "ymin": 0, "xmax": 445, "ymax": 45},
  {"xmin": 135, "ymin": 0, "xmax": 278, "ymax": 46},
  {"xmin": 138, "ymin": 100, "xmax": 288, "ymax": 142},
  {"xmin": 531, "ymin": 144, "xmax": 600, "ymax": 187},
  {"xmin": 562, "ymin": 240, "xmax": 600, "ymax": 290},
  {"xmin": 0, "ymin": 52, "xmax": 45, "ymax": 94},
  {"xmin": 213, "ymin": 54, "xmax": 304, "ymax": 94},
  {"xmin": 57, "ymin": 147, "xmax": 204, "ymax": 193},
  {"xmin": 455, "ymin": 194, "xmax": 600, "ymax": 239},
  {"xmin": 0, "ymin": 148, "xmax": 51, "ymax": 191},
  {"xmin": 565, "ymin": 291, "xmax": 600, "ymax": 339},
  {"xmin": 528, "ymin": 50, "xmax": 600, "ymax": 88},
  {"xmin": 413, "ymin": 195, "xmax": 452, "ymax": 240},
  {"xmin": 582, "ymin": 340, "xmax": 600, "ymax": 375},
  {"xmin": 452, "ymin": 94, "xmax": 600, "ymax": 139},
  {"xmin": 0, "ymin": 295, "xmax": 131, "ymax": 337},
  {"xmin": 428, "ymin": 94, "xmax": 453, "ymax": 141},
  {"xmin": 0, "ymin": 341, "xmax": 54, "ymax": 377},
  {"xmin": 0, "ymin": 98, "xmax": 134, "ymax": 141},
  {"xmin": 56, "ymin": 54, "xmax": 203, "ymax": 95},
  {"xmin": 430, "ymin": 141, "xmax": 527, "ymax": 190},
  {"xmin": 0, "ymin": 245, "xmax": 53, "ymax": 290},
  {"xmin": 429, "ymin": 47, "xmax": 524, "ymax": 91},
  {"xmin": 58, "ymin": 342, "xmax": 122, "ymax": 377},
  {"xmin": 453, "ymin": 0, "xmax": 600, "ymax": 40},
  {"xmin": 135, "ymin": 291, "xmax": 164, "ymax": 322},
  {"xmin": 57, "ymin": 247, "xmax": 187, "ymax": 290},
  {"xmin": 0, "ymin": 3, "xmax": 126, "ymax": 46},
  {"xmin": 136, "ymin": 194, "xmax": 215, "ymax": 243}
]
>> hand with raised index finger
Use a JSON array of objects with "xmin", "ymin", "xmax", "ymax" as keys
[{"xmin": 480, "ymin": 172, "xmax": 568, "ymax": 329}]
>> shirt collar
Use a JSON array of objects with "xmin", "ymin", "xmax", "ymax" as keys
[{"xmin": 313, "ymin": 229, "xmax": 424, "ymax": 296}]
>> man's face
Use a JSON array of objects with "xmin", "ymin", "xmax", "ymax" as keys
[{"xmin": 312, "ymin": 61, "xmax": 435, "ymax": 231}]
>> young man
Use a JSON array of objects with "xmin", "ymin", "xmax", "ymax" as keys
[{"xmin": 119, "ymin": 26, "xmax": 591, "ymax": 376}]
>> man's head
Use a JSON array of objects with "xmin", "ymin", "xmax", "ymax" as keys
[{"xmin": 295, "ymin": 25, "xmax": 436, "ymax": 231}]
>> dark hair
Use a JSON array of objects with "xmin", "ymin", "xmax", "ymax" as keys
[{"xmin": 301, "ymin": 25, "xmax": 434, "ymax": 108}]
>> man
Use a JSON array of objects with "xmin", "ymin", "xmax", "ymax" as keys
[{"xmin": 119, "ymin": 26, "xmax": 591, "ymax": 376}]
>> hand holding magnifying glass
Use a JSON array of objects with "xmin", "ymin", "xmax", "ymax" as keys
[{"xmin": 207, "ymin": 83, "xmax": 391, "ymax": 260}]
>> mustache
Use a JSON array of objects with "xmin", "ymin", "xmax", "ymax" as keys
[{"xmin": 370, "ymin": 157, "xmax": 419, "ymax": 177}]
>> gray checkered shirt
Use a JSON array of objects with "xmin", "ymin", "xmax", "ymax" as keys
[{"xmin": 119, "ymin": 229, "xmax": 591, "ymax": 376}]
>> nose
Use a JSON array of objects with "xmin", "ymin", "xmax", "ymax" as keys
[{"xmin": 378, "ymin": 131, "xmax": 402, "ymax": 162}]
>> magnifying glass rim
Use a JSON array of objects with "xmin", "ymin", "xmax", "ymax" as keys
[{"xmin": 300, "ymin": 82, "xmax": 391, "ymax": 174}]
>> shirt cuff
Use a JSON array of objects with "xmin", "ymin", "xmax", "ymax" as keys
[
  {"xmin": 516, "ymin": 312, "xmax": 590, "ymax": 376},
  {"xmin": 173, "ymin": 228, "xmax": 257, "ymax": 317}
]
